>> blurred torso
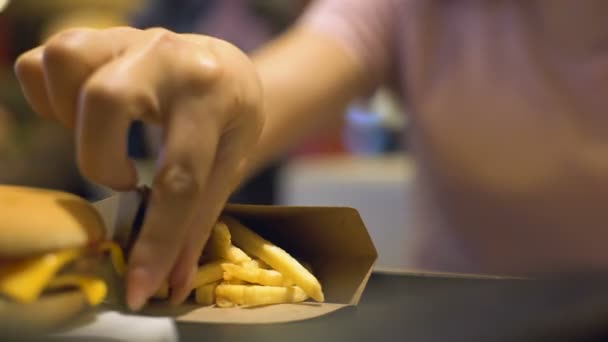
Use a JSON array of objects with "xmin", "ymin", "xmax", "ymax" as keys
[{"xmin": 398, "ymin": 0, "xmax": 608, "ymax": 274}]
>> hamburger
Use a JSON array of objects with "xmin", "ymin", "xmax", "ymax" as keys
[{"xmin": 0, "ymin": 185, "xmax": 128, "ymax": 335}]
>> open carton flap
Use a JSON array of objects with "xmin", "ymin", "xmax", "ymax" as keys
[{"xmin": 141, "ymin": 204, "xmax": 378, "ymax": 324}]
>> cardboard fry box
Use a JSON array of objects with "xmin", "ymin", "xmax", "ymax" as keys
[{"xmin": 140, "ymin": 204, "xmax": 378, "ymax": 324}]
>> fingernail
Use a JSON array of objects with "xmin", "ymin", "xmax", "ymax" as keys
[{"xmin": 127, "ymin": 266, "xmax": 151, "ymax": 311}]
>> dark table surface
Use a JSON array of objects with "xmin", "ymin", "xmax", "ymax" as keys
[
  {"xmin": 13, "ymin": 271, "xmax": 608, "ymax": 342},
  {"xmin": 178, "ymin": 271, "xmax": 608, "ymax": 342}
]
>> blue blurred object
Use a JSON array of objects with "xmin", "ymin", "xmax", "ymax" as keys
[{"xmin": 344, "ymin": 105, "xmax": 389, "ymax": 155}]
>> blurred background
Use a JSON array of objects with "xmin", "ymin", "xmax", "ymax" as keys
[{"xmin": 0, "ymin": 0, "xmax": 410, "ymax": 271}]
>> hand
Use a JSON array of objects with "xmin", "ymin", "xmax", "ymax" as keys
[{"xmin": 15, "ymin": 27, "xmax": 264, "ymax": 310}]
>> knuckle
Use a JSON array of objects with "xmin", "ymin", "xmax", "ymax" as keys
[
  {"xmin": 43, "ymin": 29, "xmax": 93, "ymax": 66},
  {"xmin": 145, "ymin": 26, "xmax": 172, "ymax": 36},
  {"xmin": 83, "ymin": 82, "xmax": 124, "ymax": 106},
  {"xmin": 174, "ymin": 39, "xmax": 224, "ymax": 89},
  {"xmin": 83, "ymin": 80, "xmax": 156, "ymax": 116},
  {"xmin": 155, "ymin": 164, "xmax": 201, "ymax": 197},
  {"xmin": 14, "ymin": 52, "xmax": 38, "ymax": 81},
  {"xmin": 226, "ymin": 82, "xmax": 263, "ymax": 124},
  {"xmin": 186, "ymin": 57, "xmax": 224, "ymax": 89},
  {"xmin": 148, "ymin": 28, "xmax": 180, "ymax": 50},
  {"xmin": 231, "ymin": 90, "xmax": 255, "ymax": 113}
]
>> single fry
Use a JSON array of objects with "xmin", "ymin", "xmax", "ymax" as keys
[
  {"xmin": 225, "ymin": 245, "xmax": 251, "ymax": 264},
  {"xmin": 192, "ymin": 260, "xmax": 225, "ymax": 289},
  {"xmin": 222, "ymin": 263, "xmax": 294, "ymax": 287},
  {"xmin": 216, "ymin": 284, "xmax": 309, "ymax": 306},
  {"xmin": 240, "ymin": 259, "xmax": 268, "ymax": 270},
  {"xmin": 222, "ymin": 270, "xmax": 248, "ymax": 284},
  {"xmin": 205, "ymin": 222, "xmax": 252, "ymax": 264},
  {"xmin": 195, "ymin": 281, "xmax": 219, "ymax": 306},
  {"xmin": 222, "ymin": 216, "xmax": 324, "ymax": 302},
  {"xmin": 215, "ymin": 296, "xmax": 235, "ymax": 308},
  {"xmin": 204, "ymin": 222, "xmax": 232, "ymax": 260}
]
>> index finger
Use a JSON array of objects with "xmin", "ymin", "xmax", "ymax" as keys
[{"xmin": 125, "ymin": 98, "xmax": 220, "ymax": 311}]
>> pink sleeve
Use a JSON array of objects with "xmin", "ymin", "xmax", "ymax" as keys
[{"xmin": 298, "ymin": 0, "xmax": 399, "ymax": 88}]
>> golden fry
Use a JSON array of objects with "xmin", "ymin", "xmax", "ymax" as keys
[
  {"xmin": 222, "ymin": 216, "xmax": 324, "ymax": 302},
  {"xmin": 205, "ymin": 222, "xmax": 252, "ymax": 263},
  {"xmin": 222, "ymin": 270, "xmax": 247, "ymax": 284},
  {"xmin": 240, "ymin": 259, "xmax": 268, "ymax": 270},
  {"xmin": 225, "ymin": 245, "xmax": 252, "ymax": 264},
  {"xmin": 215, "ymin": 284, "xmax": 309, "ymax": 306},
  {"xmin": 192, "ymin": 260, "xmax": 225, "ymax": 288},
  {"xmin": 215, "ymin": 296, "xmax": 235, "ymax": 308},
  {"xmin": 195, "ymin": 281, "xmax": 219, "ymax": 306},
  {"xmin": 204, "ymin": 222, "xmax": 232, "ymax": 260},
  {"xmin": 222, "ymin": 263, "xmax": 293, "ymax": 287}
]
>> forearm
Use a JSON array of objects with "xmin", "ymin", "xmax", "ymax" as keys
[{"xmin": 243, "ymin": 27, "xmax": 367, "ymax": 179}]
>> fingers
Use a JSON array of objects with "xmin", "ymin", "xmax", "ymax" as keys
[
  {"xmin": 126, "ymin": 97, "xmax": 221, "ymax": 311},
  {"xmin": 166, "ymin": 98, "xmax": 262, "ymax": 306},
  {"xmin": 76, "ymin": 80, "xmax": 139, "ymax": 190},
  {"xmin": 122, "ymin": 33, "xmax": 234, "ymax": 310},
  {"xmin": 167, "ymin": 247, "xmax": 200, "ymax": 305},
  {"xmin": 74, "ymin": 28, "xmax": 177, "ymax": 189},
  {"xmin": 14, "ymin": 28, "xmax": 142, "ymax": 189},
  {"xmin": 46, "ymin": 28, "xmax": 140, "ymax": 128},
  {"xmin": 76, "ymin": 45, "xmax": 161, "ymax": 189},
  {"xmin": 42, "ymin": 28, "xmax": 102, "ymax": 128},
  {"xmin": 15, "ymin": 28, "xmax": 265, "ymax": 311},
  {"xmin": 149, "ymin": 42, "xmax": 263, "ymax": 307},
  {"xmin": 14, "ymin": 47, "xmax": 55, "ymax": 118},
  {"xmin": 16, "ymin": 27, "xmax": 139, "ymax": 127},
  {"xmin": 166, "ymin": 160, "xmax": 243, "ymax": 306}
]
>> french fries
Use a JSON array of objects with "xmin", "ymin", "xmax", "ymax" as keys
[
  {"xmin": 216, "ymin": 284, "xmax": 309, "ymax": 306},
  {"xmin": 159, "ymin": 216, "xmax": 324, "ymax": 308},
  {"xmin": 221, "ymin": 263, "xmax": 294, "ymax": 287},
  {"xmin": 221, "ymin": 279, "xmax": 247, "ymax": 285},
  {"xmin": 221, "ymin": 216, "xmax": 325, "ymax": 302},
  {"xmin": 225, "ymin": 246, "xmax": 251, "ymax": 264},
  {"xmin": 195, "ymin": 281, "xmax": 219, "ymax": 306},
  {"xmin": 192, "ymin": 260, "xmax": 225, "ymax": 288},
  {"xmin": 204, "ymin": 222, "xmax": 251, "ymax": 264},
  {"xmin": 215, "ymin": 296, "xmax": 235, "ymax": 308},
  {"xmin": 241, "ymin": 259, "xmax": 269, "ymax": 270}
]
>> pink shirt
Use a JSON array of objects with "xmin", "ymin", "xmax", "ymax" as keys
[{"xmin": 300, "ymin": 0, "xmax": 608, "ymax": 275}]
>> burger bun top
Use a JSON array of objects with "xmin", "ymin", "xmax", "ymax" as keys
[{"xmin": 0, "ymin": 185, "xmax": 105, "ymax": 257}]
